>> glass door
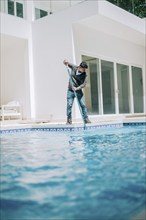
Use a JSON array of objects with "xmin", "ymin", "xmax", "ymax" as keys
[
  {"xmin": 82, "ymin": 55, "xmax": 144, "ymax": 115},
  {"xmin": 132, "ymin": 66, "xmax": 143, "ymax": 113},
  {"xmin": 117, "ymin": 64, "xmax": 130, "ymax": 113},
  {"xmin": 82, "ymin": 56, "xmax": 99, "ymax": 115},
  {"xmin": 101, "ymin": 60, "xmax": 115, "ymax": 114}
]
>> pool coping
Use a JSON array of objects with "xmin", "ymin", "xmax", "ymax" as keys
[{"xmin": 0, "ymin": 117, "xmax": 146, "ymax": 133}]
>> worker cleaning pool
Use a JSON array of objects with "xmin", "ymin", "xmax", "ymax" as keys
[{"xmin": 63, "ymin": 59, "xmax": 91, "ymax": 127}]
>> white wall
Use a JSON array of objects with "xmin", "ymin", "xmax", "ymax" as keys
[
  {"xmin": 0, "ymin": 12, "xmax": 31, "ymax": 38},
  {"xmin": 72, "ymin": 23, "xmax": 145, "ymax": 66},
  {"xmin": 1, "ymin": 35, "xmax": 30, "ymax": 119},
  {"xmin": 1, "ymin": 1, "xmax": 100, "ymax": 121},
  {"xmin": 32, "ymin": 1, "xmax": 99, "ymax": 121},
  {"xmin": 0, "ymin": 13, "xmax": 33, "ymax": 119},
  {"xmin": 72, "ymin": 23, "xmax": 146, "ymax": 115},
  {"xmin": 32, "ymin": 0, "xmax": 146, "ymax": 120},
  {"xmin": 98, "ymin": 0, "xmax": 145, "ymax": 34},
  {"xmin": 32, "ymin": 18, "xmax": 73, "ymax": 121}
]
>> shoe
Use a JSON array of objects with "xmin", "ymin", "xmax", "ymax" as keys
[
  {"xmin": 66, "ymin": 118, "xmax": 72, "ymax": 125},
  {"xmin": 84, "ymin": 117, "xmax": 91, "ymax": 124}
]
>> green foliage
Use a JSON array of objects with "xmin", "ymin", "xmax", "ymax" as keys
[{"xmin": 107, "ymin": 0, "xmax": 146, "ymax": 18}]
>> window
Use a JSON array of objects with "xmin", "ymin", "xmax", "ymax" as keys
[
  {"xmin": 117, "ymin": 64, "xmax": 130, "ymax": 113},
  {"xmin": 8, "ymin": 0, "xmax": 14, "ymax": 15},
  {"xmin": 82, "ymin": 56, "xmax": 100, "ymax": 115},
  {"xmin": 35, "ymin": 8, "xmax": 48, "ymax": 19},
  {"xmin": 7, "ymin": 0, "xmax": 24, "ymax": 18},
  {"xmin": 16, "ymin": 2, "xmax": 23, "ymax": 18}
]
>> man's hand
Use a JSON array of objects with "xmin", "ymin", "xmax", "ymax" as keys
[
  {"xmin": 63, "ymin": 59, "xmax": 69, "ymax": 66},
  {"xmin": 72, "ymin": 86, "xmax": 80, "ymax": 91}
]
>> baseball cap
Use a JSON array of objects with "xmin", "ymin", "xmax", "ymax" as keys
[{"xmin": 79, "ymin": 61, "xmax": 88, "ymax": 69}]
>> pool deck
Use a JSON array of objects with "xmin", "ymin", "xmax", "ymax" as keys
[{"xmin": 0, "ymin": 115, "xmax": 146, "ymax": 131}]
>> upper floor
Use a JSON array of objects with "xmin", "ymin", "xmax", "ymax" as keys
[
  {"xmin": 0, "ymin": 0, "xmax": 145, "ymax": 44},
  {"xmin": 0, "ymin": 0, "xmax": 86, "ymax": 21}
]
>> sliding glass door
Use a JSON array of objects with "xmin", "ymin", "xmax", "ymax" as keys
[
  {"xmin": 132, "ymin": 66, "xmax": 143, "ymax": 113},
  {"xmin": 117, "ymin": 64, "xmax": 130, "ymax": 113},
  {"xmin": 82, "ymin": 55, "xmax": 144, "ymax": 115},
  {"xmin": 101, "ymin": 60, "xmax": 115, "ymax": 114},
  {"xmin": 82, "ymin": 56, "xmax": 99, "ymax": 114}
]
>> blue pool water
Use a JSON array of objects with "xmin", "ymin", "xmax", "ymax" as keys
[{"xmin": 1, "ymin": 126, "xmax": 146, "ymax": 220}]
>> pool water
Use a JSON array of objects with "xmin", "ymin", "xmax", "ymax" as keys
[{"xmin": 1, "ymin": 126, "xmax": 146, "ymax": 220}]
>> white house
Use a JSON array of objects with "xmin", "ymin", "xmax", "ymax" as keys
[{"xmin": 0, "ymin": 0, "xmax": 145, "ymax": 122}]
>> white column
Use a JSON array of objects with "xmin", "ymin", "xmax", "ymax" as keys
[
  {"xmin": 25, "ymin": 0, "xmax": 35, "ymax": 21},
  {"xmin": 143, "ymin": 63, "xmax": 146, "ymax": 113},
  {"xmin": 25, "ymin": 0, "xmax": 36, "ymax": 118},
  {"xmin": 98, "ymin": 59, "xmax": 103, "ymax": 115},
  {"xmin": 114, "ymin": 62, "xmax": 119, "ymax": 115},
  {"xmin": 129, "ymin": 66, "xmax": 134, "ymax": 114},
  {"xmin": 0, "ymin": 0, "xmax": 7, "ymax": 13}
]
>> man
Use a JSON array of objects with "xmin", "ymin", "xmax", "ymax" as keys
[{"xmin": 63, "ymin": 59, "xmax": 91, "ymax": 125}]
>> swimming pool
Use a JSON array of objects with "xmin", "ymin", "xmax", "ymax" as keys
[{"xmin": 1, "ymin": 125, "xmax": 146, "ymax": 220}]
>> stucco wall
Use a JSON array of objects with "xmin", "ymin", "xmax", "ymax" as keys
[
  {"xmin": 73, "ymin": 23, "xmax": 145, "ymax": 67},
  {"xmin": 32, "ymin": 1, "xmax": 99, "ymax": 121},
  {"xmin": 0, "ymin": 12, "xmax": 33, "ymax": 119},
  {"xmin": 32, "ymin": 1, "xmax": 145, "ymax": 120},
  {"xmin": 1, "ymin": 35, "xmax": 30, "ymax": 119}
]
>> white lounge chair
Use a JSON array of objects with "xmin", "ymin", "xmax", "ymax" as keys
[{"xmin": 0, "ymin": 101, "xmax": 22, "ymax": 121}]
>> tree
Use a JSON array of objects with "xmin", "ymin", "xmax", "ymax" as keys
[{"xmin": 107, "ymin": 0, "xmax": 146, "ymax": 18}]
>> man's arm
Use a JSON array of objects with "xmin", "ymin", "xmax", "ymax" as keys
[
  {"xmin": 79, "ymin": 77, "xmax": 87, "ymax": 89},
  {"xmin": 63, "ymin": 59, "xmax": 87, "ymax": 91},
  {"xmin": 63, "ymin": 59, "xmax": 77, "ymax": 70},
  {"xmin": 73, "ymin": 77, "xmax": 87, "ymax": 91}
]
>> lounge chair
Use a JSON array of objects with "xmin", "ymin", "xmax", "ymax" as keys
[{"xmin": 0, "ymin": 101, "xmax": 22, "ymax": 121}]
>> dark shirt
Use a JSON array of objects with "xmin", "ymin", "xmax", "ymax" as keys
[{"xmin": 68, "ymin": 63, "xmax": 87, "ymax": 92}]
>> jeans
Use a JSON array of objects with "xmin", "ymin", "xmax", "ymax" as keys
[{"xmin": 67, "ymin": 90, "xmax": 88, "ymax": 119}]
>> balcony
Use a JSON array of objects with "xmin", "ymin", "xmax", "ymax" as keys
[{"xmin": 0, "ymin": 0, "xmax": 86, "ymax": 21}]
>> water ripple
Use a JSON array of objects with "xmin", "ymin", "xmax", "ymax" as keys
[{"xmin": 1, "ymin": 126, "xmax": 146, "ymax": 220}]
